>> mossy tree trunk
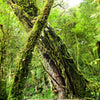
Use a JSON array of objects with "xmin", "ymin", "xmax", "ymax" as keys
[
  {"xmin": 37, "ymin": 25, "xmax": 91, "ymax": 98},
  {"xmin": 0, "ymin": 24, "xmax": 8, "ymax": 100},
  {"xmin": 6, "ymin": 0, "xmax": 93, "ymax": 99},
  {"xmin": 6, "ymin": 0, "xmax": 54, "ymax": 99}
]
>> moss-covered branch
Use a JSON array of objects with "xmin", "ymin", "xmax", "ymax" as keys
[
  {"xmin": 7, "ymin": 0, "xmax": 54, "ymax": 99},
  {"xmin": 6, "ymin": 0, "xmax": 33, "ymax": 31},
  {"xmin": 11, "ymin": 0, "xmax": 39, "ymax": 17}
]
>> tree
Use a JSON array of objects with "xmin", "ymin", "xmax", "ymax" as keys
[{"xmin": 5, "ymin": 0, "xmax": 54, "ymax": 99}]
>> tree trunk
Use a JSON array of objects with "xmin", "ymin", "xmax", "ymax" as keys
[
  {"xmin": 0, "ymin": 24, "xmax": 8, "ymax": 100},
  {"xmin": 6, "ymin": 0, "xmax": 92, "ymax": 99},
  {"xmin": 37, "ymin": 25, "xmax": 89, "ymax": 98},
  {"xmin": 6, "ymin": 0, "xmax": 54, "ymax": 99}
]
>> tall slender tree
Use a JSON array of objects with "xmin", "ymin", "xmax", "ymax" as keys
[{"xmin": 6, "ymin": 0, "xmax": 54, "ymax": 99}]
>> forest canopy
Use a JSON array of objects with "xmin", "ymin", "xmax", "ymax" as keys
[{"xmin": 0, "ymin": 0, "xmax": 100, "ymax": 99}]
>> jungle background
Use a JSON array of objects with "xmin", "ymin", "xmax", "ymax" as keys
[{"xmin": 0, "ymin": 0, "xmax": 100, "ymax": 99}]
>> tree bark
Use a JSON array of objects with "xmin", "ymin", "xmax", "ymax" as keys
[
  {"xmin": 6, "ymin": 0, "xmax": 54, "ymax": 99},
  {"xmin": 37, "ymin": 25, "xmax": 89, "ymax": 98}
]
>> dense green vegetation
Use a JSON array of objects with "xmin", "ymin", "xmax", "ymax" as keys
[{"xmin": 0, "ymin": 0, "xmax": 100, "ymax": 99}]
